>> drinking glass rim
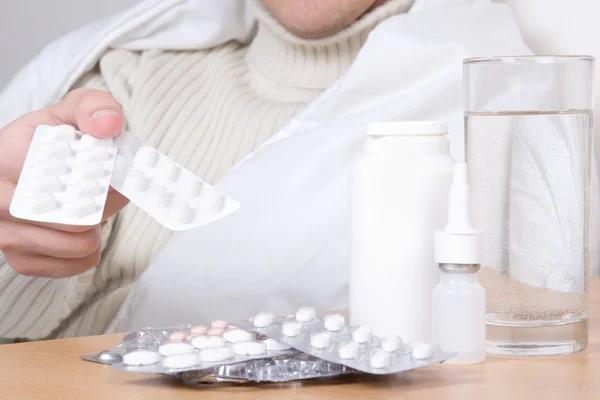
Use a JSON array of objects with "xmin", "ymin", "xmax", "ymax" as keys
[{"xmin": 464, "ymin": 55, "xmax": 594, "ymax": 65}]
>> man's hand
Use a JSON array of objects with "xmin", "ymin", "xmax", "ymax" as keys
[{"xmin": 0, "ymin": 89, "xmax": 129, "ymax": 278}]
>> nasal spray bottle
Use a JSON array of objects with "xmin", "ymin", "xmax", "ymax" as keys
[{"xmin": 433, "ymin": 163, "xmax": 485, "ymax": 364}]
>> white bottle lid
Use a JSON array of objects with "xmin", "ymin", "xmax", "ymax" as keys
[
  {"xmin": 435, "ymin": 163, "xmax": 484, "ymax": 264},
  {"xmin": 367, "ymin": 121, "xmax": 447, "ymax": 136}
]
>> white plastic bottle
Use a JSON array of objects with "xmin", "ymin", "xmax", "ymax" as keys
[
  {"xmin": 433, "ymin": 163, "xmax": 486, "ymax": 364},
  {"xmin": 349, "ymin": 121, "xmax": 455, "ymax": 343}
]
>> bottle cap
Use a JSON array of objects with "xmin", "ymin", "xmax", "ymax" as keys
[
  {"xmin": 435, "ymin": 163, "xmax": 484, "ymax": 265},
  {"xmin": 366, "ymin": 121, "xmax": 447, "ymax": 136}
]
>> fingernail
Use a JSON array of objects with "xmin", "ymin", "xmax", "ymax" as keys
[{"xmin": 91, "ymin": 109, "xmax": 120, "ymax": 120}]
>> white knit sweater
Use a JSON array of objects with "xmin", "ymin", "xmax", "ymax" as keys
[{"xmin": 0, "ymin": 0, "xmax": 413, "ymax": 340}]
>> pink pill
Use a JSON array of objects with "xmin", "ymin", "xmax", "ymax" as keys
[
  {"xmin": 186, "ymin": 333, "xmax": 205, "ymax": 341},
  {"xmin": 191, "ymin": 325, "xmax": 208, "ymax": 334},
  {"xmin": 210, "ymin": 320, "xmax": 229, "ymax": 329},
  {"xmin": 169, "ymin": 331, "xmax": 187, "ymax": 341},
  {"xmin": 207, "ymin": 328, "xmax": 225, "ymax": 336}
]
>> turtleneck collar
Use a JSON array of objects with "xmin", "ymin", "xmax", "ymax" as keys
[{"xmin": 246, "ymin": 0, "xmax": 414, "ymax": 101}]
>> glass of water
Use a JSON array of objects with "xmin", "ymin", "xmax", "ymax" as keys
[{"xmin": 464, "ymin": 56, "xmax": 594, "ymax": 356}]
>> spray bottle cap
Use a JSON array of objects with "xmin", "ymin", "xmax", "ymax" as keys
[{"xmin": 434, "ymin": 163, "xmax": 483, "ymax": 265}]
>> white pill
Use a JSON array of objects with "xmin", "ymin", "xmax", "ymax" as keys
[
  {"xmin": 30, "ymin": 158, "xmax": 68, "ymax": 177},
  {"xmin": 223, "ymin": 329, "xmax": 255, "ymax": 343},
  {"xmin": 199, "ymin": 346, "xmax": 234, "ymax": 363},
  {"xmin": 197, "ymin": 186, "xmax": 224, "ymax": 214},
  {"xmin": 253, "ymin": 312, "xmax": 275, "ymax": 328},
  {"xmin": 62, "ymin": 197, "xmax": 97, "ymax": 218},
  {"xmin": 158, "ymin": 342, "xmax": 195, "ymax": 357},
  {"xmin": 37, "ymin": 142, "xmax": 72, "ymax": 160},
  {"xmin": 155, "ymin": 161, "xmax": 180, "ymax": 185},
  {"xmin": 231, "ymin": 341, "xmax": 267, "ymax": 356},
  {"xmin": 163, "ymin": 353, "xmax": 198, "ymax": 369},
  {"xmin": 191, "ymin": 335, "xmax": 227, "ymax": 349},
  {"xmin": 177, "ymin": 175, "xmax": 203, "ymax": 198},
  {"xmin": 71, "ymin": 162, "xmax": 105, "ymax": 180},
  {"xmin": 370, "ymin": 349, "xmax": 391, "ymax": 369},
  {"xmin": 168, "ymin": 199, "xmax": 193, "ymax": 225},
  {"xmin": 338, "ymin": 341, "xmax": 360, "ymax": 360},
  {"xmin": 282, "ymin": 321, "xmax": 303, "ymax": 337},
  {"xmin": 263, "ymin": 338, "xmax": 292, "ymax": 351},
  {"xmin": 66, "ymin": 179, "xmax": 101, "ymax": 198},
  {"xmin": 43, "ymin": 125, "xmax": 77, "ymax": 142},
  {"xmin": 352, "ymin": 326, "xmax": 372, "ymax": 344},
  {"xmin": 134, "ymin": 146, "xmax": 159, "ymax": 169},
  {"xmin": 29, "ymin": 176, "xmax": 62, "ymax": 193},
  {"xmin": 123, "ymin": 350, "xmax": 160, "ymax": 366},
  {"xmin": 412, "ymin": 343, "xmax": 434, "ymax": 360},
  {"xmin": 23, "ymin": 193, "xmax": 56, "ymax": 214},
  {"xmin": 295, "ymin": 307, "xmax": 317, "ymax": 322},
  {"xmin": 80, "ymin": 134, "xmax": 112, "ymax": 149},
  {"xmin": 146, "ymin": 184, "xmax": 169, "ymax": 208},
  {"xmin": 310, "ymin": 332, "xmax": 331, "ymax": 349},
  {"xmin": 323, "ymin": 314, "xmax": 345, "ymax": 331},
  {"xmin": 381, "ymin": 335, "xmax": 403, "ymax": 352},
  {"xmin": 124, "ymin": 170, "xmax": 149, "ymax": 192},
  {"xmin": 76, "ymin": 146, "xmax": 110, "ymax": 164}
]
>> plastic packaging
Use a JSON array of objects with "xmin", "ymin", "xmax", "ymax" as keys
[
  {"xmin": 111, "ymin": 131, "xmax": 240, "ymax": 231},
  {"xmin": 235, "ymin": 308, "xmax": 456, "ymax": 375},
  {"xmin": 349, "ymin": 121, "xmax": 455, "ymax": 342},
  {"xmin": 433, "ymin": 163, "xmax": 486, "ymax": 364},
  {"xmin": 10, "ymin": 125, "xmax": 118, "ymax": 225}
]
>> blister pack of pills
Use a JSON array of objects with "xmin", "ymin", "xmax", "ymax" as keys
[
  {"xmin": 234, "ymin": 307, "xmax": 455, "ymax": 375},
  {"xmin": 108, "ymin": 321, "xmax": 298, "ymax": 374},
  {"xmin": 10, "ymin": 125, "xmax": 118, "ymax": 225},
  {"xmin": 111, "ymin": 131, "xmax": 239, "ymax": 231}
]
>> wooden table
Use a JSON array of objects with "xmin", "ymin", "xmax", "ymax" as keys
[{"xmin": 2, "ymin": 281, "xmax": 600, "ymax": 400}]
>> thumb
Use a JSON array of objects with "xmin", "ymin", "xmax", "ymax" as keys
[{"xmin": 49, "ymin": 88, "xmax": 124, "ymax": 138}]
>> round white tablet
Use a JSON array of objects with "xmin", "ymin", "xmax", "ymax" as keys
[
  {"xmin": 198, "ymin": 346, "xmax": 234, "ymax": 363},
  {"xmin": 168, "ymin": 199, "xmax": 193, "ymax": 225},
  {"xmin": 177, "ymin": 175, "xmax": 203, "ymax": 198},
  {"xmin": 338, "ymin": 341, "xmax": 360, "ymax": 360},
  {"xmin": 80, "ymin": 134, "xmax": 112, "ymax": 149},
  {"xmin": 197, "ymin": 186, "xmax": 224, "ymax": 214},
  {"xmin": 163, "ymin": 353, "xmax": 198, "ymax": 369},
  {"xmin": 155, "ymin": 161, "xmax": 180, "ymax": 185},
  {"xmin": 223, "ymin": 329, "xmax": 255, "ymax": 343},
  {"xmin": 124, "ymin": 170, "xmax": 149, "ymax": 193},
  {"xmin": 263, "ymin": 338, "xmax": 292, "ymax": 351},
  {"xmin": 352, "ymin": 326, "xmax": 372, "ymax": 344},
  {"xmin": 282, "ymin": 321, "xmax": 303, "ymax": 337},
  {"xmin": 381, "ymin": 335, "xmax": 403, "ymax": 353},
  {"xmin": 76, "ymin": 146, "xmax": 109, "ymax": 164},
  {"xmin": 31, "ymin": 158, "xmax": 68, "ymax": 177},
  {"xmin": 231, "ymin": 341, "xmax": 267, "ymax": 356},
  {"xmin": 310, "ymin": 332, "xmax": 331, "ymax": 349},
  {"xmin": 370, "ymin": 349, "xmax": 391, "ymax": 369},
  {"xmin": 62, "ymin": 197, "xmax": 97, "ymax": 218},
  {"xmin": 295, "ymin": 307, "xmax": 317, "ymax": 322},
  {"xmin": 411, "ymin": 343, "xmax": 434, "ymax": 360},
  {"xmin": 323, "ymin": 314, "xmax": 345, "ymax": 331},
  {"xmin": 30, "ymin": 176, "xmax": 62, "ymax": 193},
  {"xmin": 191, "ymin": 335, "xmax": 227, "ymax": 349},
  {"xmin": 23, "ymin": 193, "xmax": 56, "ymax": 214},
  {"xmin": 43, "ymin": 125, "xmax": 76, "ymax": 142},
  {"xmin": 71, "ymin": 162, "xmax": 105, "ymax": 180},
  {"xmin": 252, "ymin": 312, "xmax": 275, "ymax": 328},
  {"xmin": 37, "ymin": 142, "xmax": 72, "ymax": 160},
  {"xmin": 133, "ymin": 146, "xmax": 159, "ymax": 169},
  {"xmin": 158, "ymin": 342, "xmax": 195, "ymax": 357},
  {"xmin": 67, "ymin": 179, "xmax": 101, "ymax": 198},
  {"xmin": 123, "ymin": 350, "xmax": 160, "ymax": 366}
]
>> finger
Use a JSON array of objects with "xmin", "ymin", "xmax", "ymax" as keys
[
  {"xmin": 3, "ymin": 248, "xmax": 101, "ymax": 278},
  {"xmin": 0, "ymin": 180, "xmax": 96, "ymax": 233},
  {"xmin": 102, "ymin": 189, "xmax": 130, "ymax": 221},
  {"xmin": 0, "ymin": 220, "xmax": 100, "ymax": 259},
  {"xmin": 49, "ymin": 88, "xmax": 124, "ymax": 138}
]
